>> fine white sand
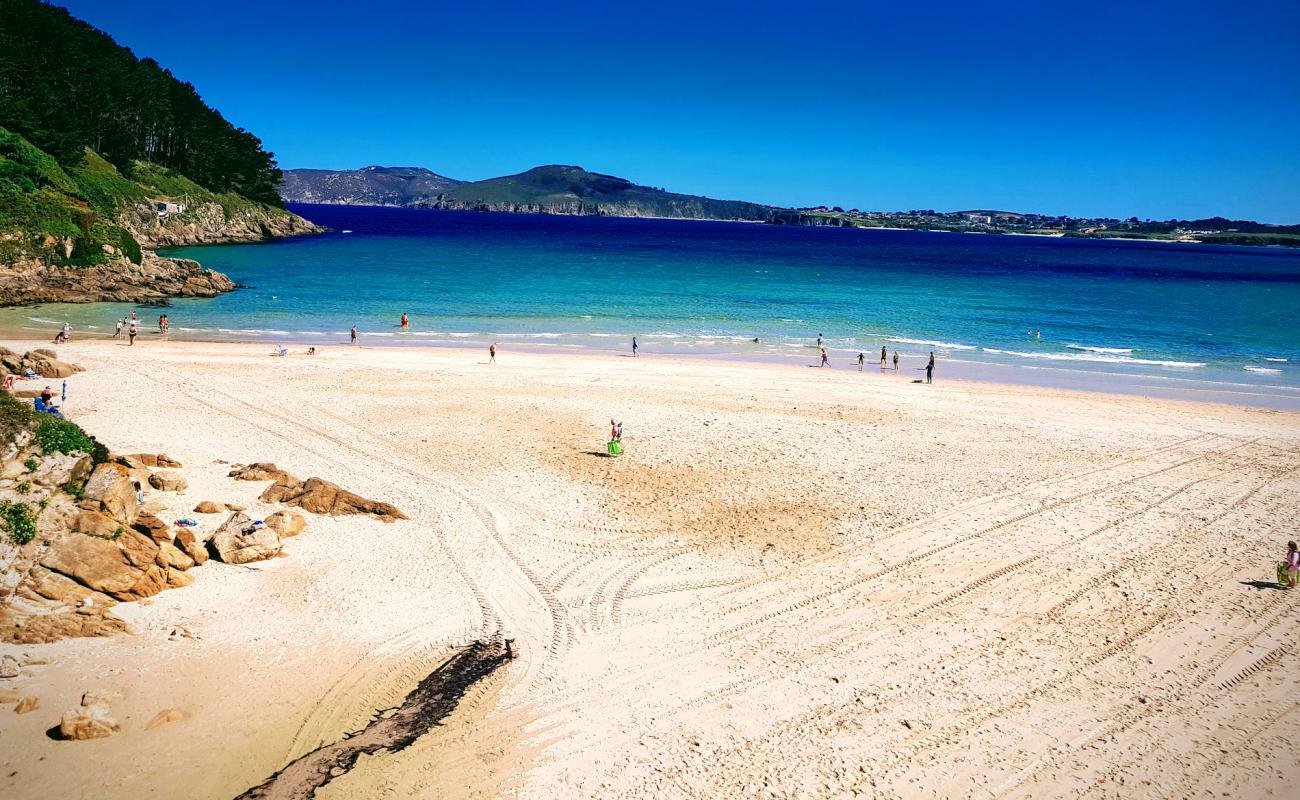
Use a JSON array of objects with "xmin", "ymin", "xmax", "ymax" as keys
[{"xmin": 2, "ymin": 339, "xmax": 1298, "ymax": 799}]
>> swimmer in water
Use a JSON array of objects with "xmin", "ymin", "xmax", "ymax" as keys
[{"xmin": 401, "ymin": 313, "xmax": 409, "ymax": 328}]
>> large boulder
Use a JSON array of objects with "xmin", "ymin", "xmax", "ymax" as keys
[
  {"xmin": 193, "ymin": 501, "xmax": 223, "ymax": 514},
  {"xmin": 72, "ymin": 510, "xmax": 125, "ymax": 539},
  {"xmin": 208, "ymin": 513, "xmax": 282, "ymax": 565},
  {"xmin": 39, "ymin": 529, "xmax": 167, "ymax": 600},
  {"xmin": 59, "ymin": 696, "xmax": 120, "ymax": 740},
  {"xmin": 261, "ymin": 477, "xmax": 407, "ymax": 523},
  {"xmin": 228, "ymin": 462, "xmax": 296, "ymax": 483},
  {"xmin": 82, "ymin": 462, "xmax": 137, "ymax": 524},
  {"xmin": 131, "ymin": 513, "xmax": 172, "ymax": 544},
  {"xmin": 173, "ymin": 528, "xmax": 207, "ymax": 566},
  {"xmin": 148, "ymin": 471, "xmax": 187, "ymax": 492},
  {"xmin": 121, "ymin": 453, "xmax": 182, "ymax": 469},
  {"xmin": 23, "ymin": 351, "xmax": 82, "ymax": 379},
  {"xmin": 158, "ymin": 541, "xmax": 194, "ymax": 571},
  {"xmin": 263, "ymin": 511, "xmax": 307, "ymax": 537}
]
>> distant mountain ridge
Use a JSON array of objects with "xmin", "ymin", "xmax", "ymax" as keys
[
  {"xmin": 280, "ymin": 166, "xmax": 464, "ymax": 206},
  {"xmin": 281, "ymin": 164, "xmax": 815, "ymax": 224}
]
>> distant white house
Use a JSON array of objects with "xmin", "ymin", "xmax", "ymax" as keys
[{"xmin": 156, "ymin": 200, "xmax": 186, "ymax": 217}]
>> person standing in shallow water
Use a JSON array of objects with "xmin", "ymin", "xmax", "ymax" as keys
[
  {"xmin": 632, "ymin": 337, "xmax": 639, "ymax": 357},
  {"xmin": 400, "ymin": 313, "xmax": 409, "ymax": 329},
  {"xmin": 893, "ymin": 350, "xmax": 899, "ymax": 371},
  {"xmin": 350, "ymin": 325, "xmax": 357, "ymax": 345},
  {"xmin": 857, "ymin": 352, "xmax": 865, "ymax": 371},
  {"xmin": 880, "ymin": 345, "xmax": 888, "ymax": 367},
  {"xmin": 926, "ymin": 351, "xmax": 935, "ymax": 383}
]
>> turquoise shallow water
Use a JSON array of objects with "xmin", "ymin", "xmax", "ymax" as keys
[{"xmin": 3, "ymin": 204, "xmax": 1299, "ymax": 407}]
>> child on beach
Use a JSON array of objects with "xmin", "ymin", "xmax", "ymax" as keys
[
  {"xmin": 1279, "ymin": 541, "xmax": 1299, "ymax": 589},
  {"xmin": 893, "ymin": 351, "xmax": 899, "ymax": 371},
  {"xmin": 608, "ymin": 419, "xmax": 624, "ymax": 456}
]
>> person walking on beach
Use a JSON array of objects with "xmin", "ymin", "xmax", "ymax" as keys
[
  {"xmin": 893, "ymin": 350, "xmax": 899, "ymax": 371},
  {"xmin": 820, "ymin": 347, "xmax": 830, "ymax": 367},
  {"xmin": 489, "ymin": 342, "xmax": 497, "ymax": 364},
  {"xmin": 114, "ymin": 318, "xmax": 123, "ymax": 338},
  {"xmin": 880, "ymin": 345, "xmax": 887, "ymax": 367},
  {"xmin": 857, "ymin": 352, "xmax": 865, "ymax": 371},
  {"xmin": 350, "ymin": 325, "xmax": 357, "ymax": 345},
  {"xmin": 128, "ymin": 321, "xmax": 137, "ymax": 346},
  {"xmin": 1280, "ymin": 541, "xmax": 1300, "ymax": 589},
  {"xmin": 632, "ymin": 337, "xmax": 639, "ymax": 357},
  {"xmin": 926, "ymin": 351, "xmax": 934, "ymax": 383}
]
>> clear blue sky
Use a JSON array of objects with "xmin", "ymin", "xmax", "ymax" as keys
[{"xmin": 58, "ymin": 0, "xmax": 1300, "ymax": 221}]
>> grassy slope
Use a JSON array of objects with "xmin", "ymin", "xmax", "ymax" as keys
[{"xmin": 1, "ymin": 126, "xmax": 300, "ymax": 268}]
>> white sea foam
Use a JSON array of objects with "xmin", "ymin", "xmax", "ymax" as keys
[
  {"xmin": 1245, "ymin": 366, "xmax": 1282, "ymax": 374},
  {"xmin": 981, "ymin": 348, "xmax": 1204, "ymax": 368},
  {"xmin": 1264, "ymin": 357, "xmax": 1288, "ymax": 363},
  {"xmin": 216, "ymin": 328, "xmax": 291, "ymax": 335},
  {"xmin": 27, "ymin": 316, "xmax": 62, "ymax": 325},
  {"xmin": 1067, "ymin": 344, "xmax": 1134, "ymax": 354},
  {"xmin": 887, "ymin": 337, "xmax": 976, "ymax": 350}
]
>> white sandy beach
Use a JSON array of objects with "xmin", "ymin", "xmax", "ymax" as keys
[{"xmin": 1, "ymin": 338, "xmax": 1298, "ymax": 799}]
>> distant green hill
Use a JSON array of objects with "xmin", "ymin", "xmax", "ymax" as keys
[
  {"xmin": 284, "ymin": 163, "xmax": 816, "ymax": 224},
  {"xmin": 423, "ymin": 165, "xmax": 807, "ymax": 222}
]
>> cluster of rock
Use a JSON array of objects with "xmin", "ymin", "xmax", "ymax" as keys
[
  {"xmin": 0, "ymin": 453, "xmax": 204, "ymax": 644},
  {"xmin": 0, "ymin": 252, "xmax": 237, "ymax": 306},
  {"xmin": 2, "ymin": 451, "xmax": 408, "ymax": 644},
  {"xmin": 230, "ymin": 462, "xmax": 408, "ymax": 523},
  {"xmin": 0, "ymin": 347, "xmax": 83, "ymax": 381}
]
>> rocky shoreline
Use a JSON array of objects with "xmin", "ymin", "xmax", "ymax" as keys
[
  {"xmin": 0, "ymin": 202, "xmax": 320, "ymax": 307},
  {"xmin": 0, "ymin": 355, "xmax": 406, "ymax": 739}
]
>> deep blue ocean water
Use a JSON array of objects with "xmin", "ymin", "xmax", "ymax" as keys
[{"xmin": 4, "ymin": 203, "xmax": 1298, "ymax": 406}]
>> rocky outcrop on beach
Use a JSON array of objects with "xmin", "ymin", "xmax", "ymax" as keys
[
  {"xmin": 229, "ymin": 462, "xmax": 408, "ymax": 522},
  {"xmin": 0, "ymin": 348, "xmax": 83, "ymax": 379},
  {"xmin": 0, "ymin": 251, "xmax": 236, "ymax": 306}
]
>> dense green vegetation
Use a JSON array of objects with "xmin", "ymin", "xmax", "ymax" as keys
[
  {"xmin": 0, "ymin": 2, "xmax": 299, "ymax": 268},
  {"xmin": 35, "ymin": 414, "xmax": 109, "ymax": 464},
  {"xmin": 0, "ymin": 0, "xmax": 283, "ymax": 206},
  {"xmin": 0, "ymin": 125, "xmax": 143, "ymax": 266},
  {"xmin": 1, "ymin": 500, "xmax": 38, "ymax": 545}
]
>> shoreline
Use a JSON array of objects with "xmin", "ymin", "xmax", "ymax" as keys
[{"xmin": 1, "ymin": 325, "xmax": 1296, "ymax": 411}]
